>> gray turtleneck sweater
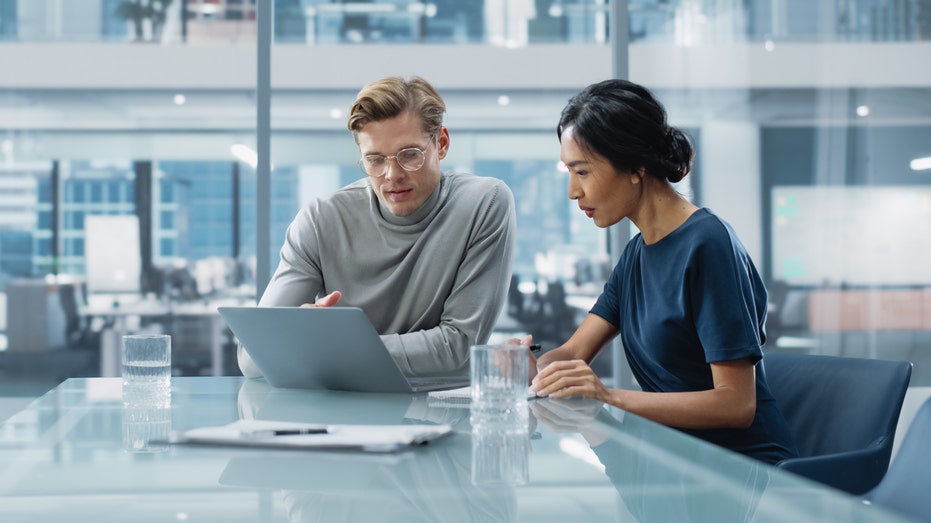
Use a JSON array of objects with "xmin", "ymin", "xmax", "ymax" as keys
[{"xmin": 238, "ymin": 172, "xmax": 516, "ymax": 378}]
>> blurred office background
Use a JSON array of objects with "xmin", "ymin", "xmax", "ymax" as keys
[{"xmin": 1, "ymin": 0, "xmax": 931, "ymax": 435}]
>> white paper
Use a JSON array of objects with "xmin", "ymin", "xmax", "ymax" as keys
[
  {"xmin": 170, "ymin": 419, "xmax": 452, "ymax": 453},
  {"xmin": 427, "ymin": 386, "xmax": 537, "ymax": 401}
]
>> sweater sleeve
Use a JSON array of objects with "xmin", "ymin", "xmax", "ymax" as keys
[
  {"xmin": 237, "ymin": 204, "xmax": 325, "ymax": 378},
  {"xmin": 258, "ymin": 204, "xmax": 326, "ymax": 307},
  {"xmin": 380, "ymin": 181, "xmax": 517, "ymax": 376}
]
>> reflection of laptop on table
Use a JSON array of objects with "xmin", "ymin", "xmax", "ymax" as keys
[{"xmin": 218, "ymin": 306, "xmax": 468, "ymax": 394}]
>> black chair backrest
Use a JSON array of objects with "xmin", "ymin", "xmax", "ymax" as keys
[
  {"xmin": 57, "ymin": 283, "xmax": 82, "ymax": 341},
  {"xmin": 763, "ymin": 352, "xmax": 912, "ymax": 457},
  {"xmin": 867, "ymin": 396, "xmax": 931, "ymax": 522}
]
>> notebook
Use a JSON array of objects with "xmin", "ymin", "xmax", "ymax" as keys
[{"xmin": 218, "ymin": 306, "xmax": 468, "ymax": 394}]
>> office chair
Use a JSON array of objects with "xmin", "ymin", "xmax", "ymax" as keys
[
  {"xmin": 764, "ymin": 279, "xmax": 789, "ymax": 342},
  {"xmin": 764, "ymin": 352, "xmax": 912, "ymax": 495},
  {"xmin": 59, "ymin": 282, "xmax": 99, "ymax": 350},
  {"xmin": 506, "ymin": 275, "xmax": 524, "ymax": 320},
  {"xmin": 865, "ymin": 396, "xmax": 931, "ymax": 522}
]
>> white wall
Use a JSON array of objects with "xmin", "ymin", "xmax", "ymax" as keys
[{"xmin": 4, "ymin": 42, "xmax": 931, "ymax": 90}]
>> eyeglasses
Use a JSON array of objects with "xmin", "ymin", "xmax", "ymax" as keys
[{"xmin": 358, "ymin": 145, "xmax": 429, "ymax": 178}]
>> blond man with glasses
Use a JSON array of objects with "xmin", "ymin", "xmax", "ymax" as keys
[{"xmin": 238, "ymin": 76, "xmax": 517, "ymax": 379}]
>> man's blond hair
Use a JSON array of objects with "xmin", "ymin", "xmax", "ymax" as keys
[{"xmin": 347, "ymin": 76, "xmax": 446, "ymax": 141}]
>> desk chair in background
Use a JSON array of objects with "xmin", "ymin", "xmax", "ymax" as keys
[
  {"xmin": 764, "ymin": 279, "xmax": 789, "ymax": 343},
  {"xmin": 865, "ymin": 396, "xmax": 931, "ymax": 522},
  {"xmin": 506, "ymin": 276, "xmax": 576, "ymax": 346},
  {"xmin": 765, "ymin": 352, "xmax": 912, "ymax": 495},
  {"xmin": 59, "ymin": 282, "xmax": 101, "ymax": 352}
]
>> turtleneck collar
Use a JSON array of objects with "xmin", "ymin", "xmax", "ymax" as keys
[{"xmin": 373, "ymin": 173, "xmax": 446, "ymax": 227}]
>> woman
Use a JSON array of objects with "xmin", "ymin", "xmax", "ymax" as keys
[{"xmin": 530, "ymin": 79, "xmax": 798, "ymax": 464}]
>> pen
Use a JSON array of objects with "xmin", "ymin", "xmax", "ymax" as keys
[
  {"xmin": 242, "ymin": 427, "xmax": 328, "ymax": 438},
  {"xmin": 530, "ymin": 343, "xmax": 542, "ymax": 355}
]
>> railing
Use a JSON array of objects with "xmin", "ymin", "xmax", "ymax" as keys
[{"xmin": 0, "ymin": 0, "xmax": 927, "ymax": 45}]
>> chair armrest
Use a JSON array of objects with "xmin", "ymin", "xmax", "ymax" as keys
[{"xmin": 776, "ymin": 445, "xmax": 890, "ymax": 495}]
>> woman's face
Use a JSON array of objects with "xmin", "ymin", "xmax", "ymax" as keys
[{"xmin": 560, "ymin": 125, "xmax": 642, "ymax": 229}]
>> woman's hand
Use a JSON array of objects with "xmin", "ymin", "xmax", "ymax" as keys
[
  {"xmin": 531, "ymin": 359, "xmax": 612, "ymax": 403},
  {"xmin": 530, "ymin": 399, "xmax": 609, "ymax": 447},
  {"xmin": 504, "ymin": 334, "xmax": 538, "ymax": 383}
]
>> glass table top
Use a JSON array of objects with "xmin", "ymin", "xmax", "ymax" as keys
[{"xmin": 0, "ymin": 377, "xmax": 914, "ymax": 523}]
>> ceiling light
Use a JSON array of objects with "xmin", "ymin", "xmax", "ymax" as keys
[
  {"xmin": 329, "ymin": 108, "xmax": 342, "ymax": 119},
  {"xmin": 497, "ymin": 95, "xmax": 510, "ymax": 106},
  {"xmin": 764, "ymin": 40, "xmax": 775, "ymax": 52},
  {"xmin": 856, "ymin": 105, "xmax": 870, "ymax": 117},
  {"xmin": 173, "ymin": 94, "xmax": 186, "ymax": 106},
  {"xmin": 910, "ymin": 156, "xmax": 931, "ymax": 171}
]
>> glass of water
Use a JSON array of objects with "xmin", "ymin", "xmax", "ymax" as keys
[
  {"xmin": 470, "ymin": 343, "xmax": 530, "ymax": 424},
  {"xmin": 122, "ymin": 334, "xmax": 171, "ymax": 408}
]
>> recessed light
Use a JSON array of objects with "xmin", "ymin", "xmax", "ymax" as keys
[
  {"xmin": 910, "ymin": 156, "xmax": 931, "ymax": 171},
  {"xmin": 856, "ymin": 105, "xmax": 869, "ymax": 117},
  {"xmin": 173, "ymin": 94, "xmax": 186, "ymax": 106}
]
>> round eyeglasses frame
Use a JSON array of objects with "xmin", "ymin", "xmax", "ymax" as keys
[{"xmin": 357, "ymin": 143, "xmax": 432, "ymax": 178}]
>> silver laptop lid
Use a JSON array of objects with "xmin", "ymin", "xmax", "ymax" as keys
[{"xmin": 218, "ymin": 306, "xmax": 464, "ymax": 394}]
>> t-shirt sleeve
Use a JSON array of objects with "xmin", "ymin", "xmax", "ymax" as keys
[
  {"xmin": 590, "ymin": 260, "xmax": 623, "ymax": 330},
  {"xmin": 690, "ymin": 226, "xmax": 766, "ymax": 365}
]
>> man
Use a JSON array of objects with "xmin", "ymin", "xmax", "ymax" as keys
[{"xmin": 238, "ymin": 75, "xmax": 516, "ymax": 378}]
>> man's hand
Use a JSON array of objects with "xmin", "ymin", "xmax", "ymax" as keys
[{"xmin": 301, "ymin": 291, "xmax": 342, "ymax": 308}]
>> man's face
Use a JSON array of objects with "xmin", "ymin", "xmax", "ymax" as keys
[{"xmin": 356, "ymin": 111, "xmax": 449, "ymax": 217}]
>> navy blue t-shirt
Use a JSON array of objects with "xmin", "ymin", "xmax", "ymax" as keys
[{"xmin": 590, "ymin": 208, "xmax": 797, "ymax": 464}]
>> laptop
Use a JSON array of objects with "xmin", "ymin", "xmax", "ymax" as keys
[{"xmin": 217, "ymin": 306, "xmax": 468, "ymax": 394}]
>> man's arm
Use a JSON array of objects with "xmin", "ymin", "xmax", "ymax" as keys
[
  {"xmin": 382, "ymin": 181, "xmax": 517, "ymax": 376},
  {"xmin": 237, "ymin": 207, "xmax": 325, "ymax": 378}
]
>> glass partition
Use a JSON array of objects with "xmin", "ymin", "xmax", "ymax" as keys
[
  {"xmin": 0, "ymin": 1, "xmax": 929, "ymax": 395},
  {"xmin": 4, "ymin": 1, "xmax": 927, "ymax": 45}
]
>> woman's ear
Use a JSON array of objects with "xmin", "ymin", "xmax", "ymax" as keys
[{"xmin": 629, "ymin": 167, "xmax": 646, "ymax": 185}]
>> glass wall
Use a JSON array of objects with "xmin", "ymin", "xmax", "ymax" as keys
[{"xmin": 0, "ymin": 1, "xmax": 929, "ymax": 393}]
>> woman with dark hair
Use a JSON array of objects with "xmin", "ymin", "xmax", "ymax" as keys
[{"xmin": 530, "ymin": 79, "xmax": 798, "ymax": 464}]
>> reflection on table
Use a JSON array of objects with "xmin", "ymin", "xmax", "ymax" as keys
[{"xmin": 0, "ymin": 377, "xmax": 913, "ymax": 522}]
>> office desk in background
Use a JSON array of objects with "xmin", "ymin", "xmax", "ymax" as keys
[
  {"xmin": 0, "ymin": 377, "xmax": 914, "ymax": 522},
  {"xmin": 80, "ymin": 296, "xmax": 254, "ymax": 377}
]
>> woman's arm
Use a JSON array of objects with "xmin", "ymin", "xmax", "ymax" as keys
[
  {"xmin": 532, "ymin": 356, "xmax": 757, "ymax": 430},
  {"xmin": 532, "ymin": 310, "xmax": 758, "ymax": 430},
  {"xmin": 535, "ymin": 313, "xmax": 618, "ymax": 368}
]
